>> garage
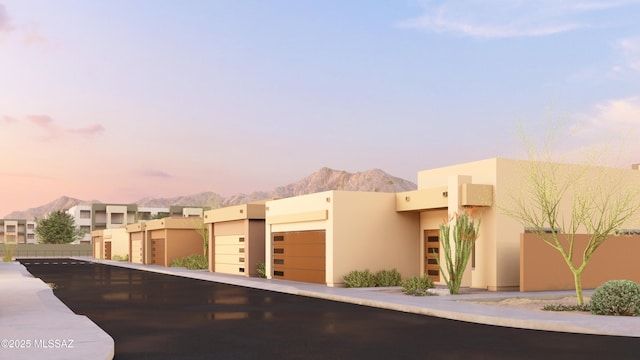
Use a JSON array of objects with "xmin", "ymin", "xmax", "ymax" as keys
[
  {"xmin": 149, "ymin": 235, "xmax": 165, "ymax": 266},
  {"xmin": 272, "ymin": 230, "xmax": 326, "ymax": 284},
  {"xmin": 127, "ymin": 223, "xmax": 146, "ymax": 264},
  {"xmin": 214, "ymin": 235, "xmax": 246, "ymax": 275}
]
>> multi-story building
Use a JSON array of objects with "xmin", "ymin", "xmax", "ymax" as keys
[
  {"xmin": 67, "ymin": 204, "xmax": 206, "ymax": 244},
  {"xmin": 0, "ymin": 219, "xmax": 39, "ymax": 244}
]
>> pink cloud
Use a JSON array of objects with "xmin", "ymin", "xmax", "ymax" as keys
[
  {"xmin": 0, "ymin": 4, "xmax": 12, "ymax": 33},
  {"xmin": 140, "ymin": 169, "xmax": 172, "ymax": 178},
  {"xmin": 27, "ymin": 114, "xmax": 55, "ymax": 128},
  {"xmin": 67, "ymin": 123, "xmax": 105, "ymax": 138},
  {"xmin": 2, "ymin": 115, "xmax": 17, "ymax": 123}
]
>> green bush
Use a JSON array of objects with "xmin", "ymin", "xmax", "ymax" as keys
[
  {"xmin": 402, "ymin": 275, "xmax": 435, "ymax": 296},
  {"xmin": 170, "ymin": 254, "xmax": 209, "ymax": 270},
  {"xmin": 374, "ymin": 269, "xmax": 402, "ymax": 287},
  {"xmin": 590, "ymin": 280, "xmax": 640, "ymax": 316},
  {"xmin": 256, "ymin": 262, "xmax": 267, "ymax": 278},
  {"xmin": 111, "ymin": 254, "xmax": 129, "ymax": 262},
  {"xmin": 343, "ymin": 269, "xmax": 376, "ymax": 288}
]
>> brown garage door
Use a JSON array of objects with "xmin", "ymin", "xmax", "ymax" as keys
[
  {"xmin": 272, "ymin": 230, "xmax": 325, "ymax": 284},
  {"xmin": 105, "ymin": 241, "xmax": 112, "ymax": 260},
  {"xmin": 150, "ymin": 239, "xmax": 165, "ymax": 266}
]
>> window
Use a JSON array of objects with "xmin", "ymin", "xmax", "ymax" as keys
[
  {"xmin": 111, "ymin": 213, "xmax": 124, "ymax": 224},
  {"xmin": 27, "ymin": 223, "xmax": 35, "ymax": 230},
  {"xmin": 27, "ymin": 234, "xmax": 35, "ymax": 240},
  {"xmin": 80, "ymin": 210, "xmax": 91, "ymax": 219},
  {"xmin": 6, "ymin": 225, "xmax": 16, "ymax": 232}
]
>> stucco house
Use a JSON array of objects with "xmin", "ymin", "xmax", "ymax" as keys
[{"xmin": 204, "ymin": 203, "xmax": 266, "ymax": 277}]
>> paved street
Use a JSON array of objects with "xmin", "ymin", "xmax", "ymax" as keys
[{"xmin": 21, "ymin": 259, "xmax": 640, "ymax": 360}]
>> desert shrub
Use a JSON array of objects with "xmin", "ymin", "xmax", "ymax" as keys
[
  {"xmin": 590, "ymin": 280, "xmax": 640, "ymax": 316},
  {"xmin": 374, "ymin": 269, "xmax": 402, "ymax": 287},
  {"xmin": 542, "ymin": 304, "xmax": 590, "ymax": 312},
  {"xmin": 343, "ymin": 269, "xmax": 376, "ymax": 288},
  {"xmin": 256, "ymin": 262, "xmax": 267, "ymax": 278},
  {"xmin": 170, "ymin": 254, "xmax": 209, "ymax": 270},
  {"xmin": 402, "ymin": 275, "xmax": 435, "ymax": 296}
]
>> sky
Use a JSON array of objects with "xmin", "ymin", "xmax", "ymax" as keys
[{"xmin": 1, "ymin": 0, "xmax": 640, "ymax": 217}]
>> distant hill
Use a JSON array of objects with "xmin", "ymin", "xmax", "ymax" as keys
[
  {"xmin": 4, "ymin": 196, "xmax": 99, "ymax": 221},
  {"xmin": 5, "ymin": 167, "xmax": 417, "ymax": 220}
]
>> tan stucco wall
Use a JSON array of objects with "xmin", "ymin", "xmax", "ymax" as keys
[
  {"xmin": 331, "ymin": 191, "xmax": 420, "ymax": 287},
  {"xmin": 266, "ymin": 191, "xmax": 420, "ymax": 287},
  {"xmin": 165, "ymin": 228, "xmax": 205, "ymax": 266},
  {"xmin": 103, "ymin": 228, "xmax": 129, "ymax": 259},
  {"xmin": 521, "ymin": 233, "xmax": 640, "ymax": 291}
]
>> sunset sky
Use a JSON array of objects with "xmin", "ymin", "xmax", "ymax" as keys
[{"xmin": 2, "ymin": 1, "xmax": 640, "ymax": 217}]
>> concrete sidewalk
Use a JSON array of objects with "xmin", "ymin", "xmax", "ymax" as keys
[
  {"xmin": 81, "ymin": 257, "xmax": 639, "ymax": 338},
  {"xmin": 0, "ymin": 262, "xmax": 114, "ymax": 360}
]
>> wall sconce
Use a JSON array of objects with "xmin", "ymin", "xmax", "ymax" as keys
[
  {"xmin": 405, "ymin": 196, "xmax": 410, "ymax": 201},
  {"xmin": 442, "ymin": 191, "xmax": 448, "ymax": 198},
  {"xmin": 326, "ymin": 197, "xmax": 331, "ymax": 203}
]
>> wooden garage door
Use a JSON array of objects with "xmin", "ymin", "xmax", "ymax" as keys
[
  {"xmin": 150, "ymin": 239, "xmax": 165, "ymax": 266},
  {"xmin": 272, "ymin": 230, "xmax": 325, "ymax": 284}
]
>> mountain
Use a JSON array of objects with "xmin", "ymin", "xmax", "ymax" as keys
[
  {"xmin": 5, "ymin": 196, "xmax": 99, "ymax": 221},
  {"xmin": 4, "ymin": 168, "xmax": 417, "ymax": 219}
]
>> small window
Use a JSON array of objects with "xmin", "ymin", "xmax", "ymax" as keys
[
  {"xmin": 274, "ymin": 270, "xmax": 284, "ymax": 277},
  {"xmin": 239, "ymin": 268, "xmax": 245, "ymax": 273},
  {"xmin": 239, "ymin": 237, "xmax": 245, "ymax": 243},
  {"xmin": 427, "ymin": 270, "xmax": 439, "ymax": 276},
  {"xmin": 80, "ymin": 210, "xmax": 91, "ymax": 219},
  {"xmin": 274, "ymin": 248, "xmax": 284, "ymax": 254},
  {"xmin": 27, "ymin": 224, "xmax": 35, "ymax": 230},
  {"xmin": 274, "ymin": 235, "xmax": 284, "ymax": 242},
  {"xmin": 239, "ymin": 248, "xmax": 245, "ymax": 253},
  {"xmin": 239, "ymin": 257, "xmax": 245, "ymax": 263},
  {"xmin": 274, "ymin": 259, "xmax": 284, "ymax": 265},
  {"xmin": 6, "ymin": 225, "xmax": 16, "ymax": 232}
]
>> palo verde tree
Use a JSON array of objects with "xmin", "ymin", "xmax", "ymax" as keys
[
  {"xmin": 437, "ymin": 210, "xmax": 481, "ymax": 294},
  {"xmin": 35, "ymin": 210, "xmax": 85, "ymax": 244},
  {"xmin": 502, "ymin": 126, "xmax": 640, "ymax": 305}
]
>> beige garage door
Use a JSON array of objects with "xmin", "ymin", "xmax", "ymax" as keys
[
  {"xmin": 131, "ymin": 238, "xmax": 143, "ymax": 264},
  {"xmin": 214, "ymin": 235, "xmax": 246, "ymax": 275},
  {"xmin": 272, "ymin": 230, "xmax": 326, "ymax": 284}
]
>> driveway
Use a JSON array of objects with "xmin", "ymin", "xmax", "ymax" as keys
[{"xmin": 21, "ymin": 259, "xmax": 640, "ymax": 359}]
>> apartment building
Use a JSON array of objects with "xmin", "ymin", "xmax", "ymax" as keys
[
  {"xmin": 0, "ymin": 219, "xmax": 38, "ymax": 244},
  {"xmin": 67, "ymin": 204, "xmax": 205, "ymax": 244}
]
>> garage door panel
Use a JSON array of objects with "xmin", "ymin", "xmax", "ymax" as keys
[
  {"xmin": 273, "ymin": 256, "xmax": 324, "ymax": 270},
  {"xmin": 273, "ymin": 244, "xmax": 325, "ymax": 257},
  {"xmin": 272, "ymin": 268, "xmax": 325, "ymax": 284},
  {"xmin": 216, "ymin": 253, "xmax": 246, "ymax": 264},
  {"xmin": 273, "ymin": 231, "xmax": 324, "ymax": 244},
  {"xmin": 215, "ymin": 263, "xmax": 246, "ymax": 275},
  {"xmin": 215, "ymin": 235, "xmax": 244, "ymax": 246},
  {"xmin": 214, "ymin": 244, "xmax": 244, "ymax": 255}
]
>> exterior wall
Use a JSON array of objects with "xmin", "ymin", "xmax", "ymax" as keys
[
  {"xmin": 204, "ymin": 204, "xmax": 266, "ymax": 277},
  {"xmin": 67, "ymin": 205, "xmax": 92, "ymax": 243},
  {"xmin": 266, "ymin": 191, "xmax": 333, "ymax": 283},
  {"xmin": 165, "ymin": 228, "xmax": 205, "ymax": 266},
  {"xmin": 144, "ymin": 217, "xmax": 206, "ymax": 266},
  {"xmin": 91, "ymin": 230, "xmax": 104, "ymax": 259},
  {"xmin": 247, "ymin": 219, "xmax": 266, "ymax": 277},
  {"xmin": 416, "ymin": 157, "xmax": 640, "ymax": 291},
  {"xmin": 331, "ymin": 191, "xmax": 420, "ymax": 287},
  {"xmin": 126, "ymin": 223, "xmax": 146, "ymax": 264},
  {"xmin": 521, "ymin": 233, "xmax": 640, "ymax": 291},
  {"xmin": 416, "ymin": 158, "xmax": 504, "ymax": 289},
  {"xmin": 0, "ymin": 244, "xmax": 92, "ymax": 258},
  {"xmin": 103, "ymin": 228, "xmax": 130, "ymax": 259},
  {"xmin": 266, "ymin": 191, "xmax": 420, "ymax": 287},
  {"xmin": 0, "ymin": 219, "xmax": 37, "ymax": 244}
]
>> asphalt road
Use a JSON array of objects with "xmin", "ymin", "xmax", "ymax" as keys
[{"xmin": 20, "ymin": 259, "xmax": 640, "ymax": 360}]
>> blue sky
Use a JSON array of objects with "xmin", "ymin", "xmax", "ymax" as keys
[{"xmin": 1, "ymin": 0, "xmax": 640, "ymax": 216}]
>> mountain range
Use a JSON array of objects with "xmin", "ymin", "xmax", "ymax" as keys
[{"xmin": 4, "ymin": 167, "xmax": 417, "ymax": 220}]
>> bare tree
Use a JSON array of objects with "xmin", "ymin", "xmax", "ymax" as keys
[{"xmin": 502, "ymin": 131, "xmax": 640, "ymax": 305}]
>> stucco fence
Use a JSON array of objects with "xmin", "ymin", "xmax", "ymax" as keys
[
  {"xmin": 0, "ymin": 244, "xmax": 92, "ymax": 258},
  {"xmin": 520, "ymin": 233, "xmax": 640, "ymax": 292}
]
